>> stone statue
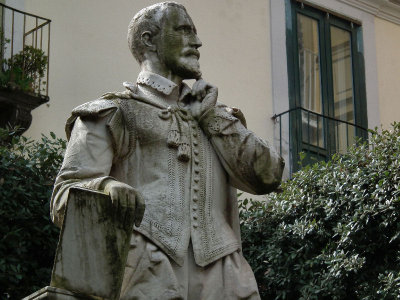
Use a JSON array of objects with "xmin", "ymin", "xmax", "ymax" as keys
[{"xmin": 49, "ymin": 2, "xmax": 284, "ymax": 299}]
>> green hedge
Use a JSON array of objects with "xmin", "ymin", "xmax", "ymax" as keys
[
  {"xmin": 240, "ymin": 123, "xmax": 400, "ymax": 299},
  {"xmin": 0, "ymin": 129, "xmax": 65, "ymax": 299},
  {"xmin": 2, "ymin": 123, "xmax": 400, "ymax": 299}
]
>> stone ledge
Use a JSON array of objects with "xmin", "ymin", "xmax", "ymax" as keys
[
  {"xmin": 0, "ymin": 88, "xmax": 49, "ymax": 133},
  {"xmin": 337, "ymin": 0, "xmax": 400, "ymax": 24},
  {"xmin": 22, "ymin": 286, "xmax": 94, "ymax": 300}
]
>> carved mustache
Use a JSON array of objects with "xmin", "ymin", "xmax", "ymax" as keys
[{"xmin": 183, "ymin": 48, "xmax": 200, "ymax": 59}]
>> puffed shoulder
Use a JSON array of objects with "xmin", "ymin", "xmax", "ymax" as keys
[
  {"xmin": 68, "ymin": 88, "xmax": 132, "ymax": 118},
  {"xmin": 65, "ymin": 97, "xmax": 132, "ymax": 159},
  {"xmin": 65, "ymin": 98, "xmax": 119, "ymax": 140},
  {"xmin": 71, "ymin": 98, "xmax": 119, "ymax": 118},
  {"xmin": 198, "ymin": 102, "xmax": 248, "ymax": 137}
]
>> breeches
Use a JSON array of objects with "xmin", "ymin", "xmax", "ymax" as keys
[{"xmin": 119, "ymin": 232, "xmax": 260, "ymax": 300}]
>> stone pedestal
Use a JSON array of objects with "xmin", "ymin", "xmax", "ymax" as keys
[
  {"xmin": 47, "ymin": 187, "xmax": 135, "ymax": 300},
  {"xmin": 22, "ymin": 286, "xmax": 90, "ymax": 300}
]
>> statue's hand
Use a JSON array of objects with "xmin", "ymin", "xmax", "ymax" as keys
[
  {"xmin": 190, "ymin": 79, "xmax": 218, "ymax": 119},
  {"xmin": 104, "ymin": 181, "xmax": 145, "ymax": 227}
]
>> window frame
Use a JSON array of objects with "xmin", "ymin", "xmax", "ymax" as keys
[{"xmin": 286, "ymin": 0, "xmax": 368, "ymax": 171}]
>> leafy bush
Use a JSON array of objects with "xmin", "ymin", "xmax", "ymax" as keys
[
  {"xmin": 240, "ymin": 123, "xmax": 400, "ymax": 299},
  {"xmin": 0, "ymin": 129, "xmax": 65, "ymax": 299}
]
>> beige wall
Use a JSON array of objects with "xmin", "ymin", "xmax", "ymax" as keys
[
  {"xmin": 375, "ymin": 17, "xmax": 400, "ymax": 129},
  {"xmin": 23, "ymin": 0, "xmax": 275, "ymax": 144}
]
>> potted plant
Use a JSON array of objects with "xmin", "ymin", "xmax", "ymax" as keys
[{"xmin": 0, "ymin": 45, "xmax": 48, "ymax": 95}]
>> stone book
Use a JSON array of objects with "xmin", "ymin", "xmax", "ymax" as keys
[{"xmin": 49, "ymin": 187, "xmax": 135, "ymax": 300}]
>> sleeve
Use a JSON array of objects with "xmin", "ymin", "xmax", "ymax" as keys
[
  {"xmin": 50, "ymin": 101, "xmax": 129, "ymax": 227},
  {"xmin": 198, "ymin": 103, "xmax": 285, "ymax": 195}
]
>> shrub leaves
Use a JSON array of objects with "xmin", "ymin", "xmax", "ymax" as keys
[
  {"xmin": 240, "ymin": 123, "xmax": 400, "ymax": 299},
  {"xmin": 0, "ymin": 129, "xmax": 64, "ymax": 299}
]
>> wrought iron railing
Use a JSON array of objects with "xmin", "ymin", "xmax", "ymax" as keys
[
  {"xmin": 0, "ymin": 3, "xmax": 51, "ymax": 97},
  {"xmin": 272, "ymin": 107, "xmax": 369, "ymax": 175}
]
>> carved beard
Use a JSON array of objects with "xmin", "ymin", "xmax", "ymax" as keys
[
  {"xmin": 165, "ymin": 54, "xmax": 202, "ymax": 80},
  {"xmin": 157, "ymin": 45, "xmax": 202, "ymax": 80}
]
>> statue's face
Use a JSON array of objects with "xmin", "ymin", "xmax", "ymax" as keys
[{"xmin": 156, "ymin": 6, "xmax": 202, "ymax": 80}]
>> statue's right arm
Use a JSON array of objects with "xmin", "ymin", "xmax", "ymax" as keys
[{"xmin": 50, "ymin": 101, "xmax": 144, "ymax": 228}]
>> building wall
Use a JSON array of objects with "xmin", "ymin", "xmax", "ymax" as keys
[
  {"xmin": 17, "ymin": 1, "xmax": 400, "ymax": 179},
  {"xmin": 3, "ymin": 0, "xmax": 25, "ymax": 56},
  {"xmin": 23, "ymin": 0, "xmax": 275, "ymax": 145},
  {"xmin": 374, "ymin": 17, "xmax": 400, "ymax": 129}
]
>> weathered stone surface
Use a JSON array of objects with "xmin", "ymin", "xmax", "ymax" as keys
[
  {"xmin": 45, "ymin": 3, "xmax": 284, "ymax": 298},
  {"xmin": 50, "ymin": 187, "xmax": 135, "ymax": 300},
  {"xmin": 22, "ymin": 286, "xmax": 90, "ymax": 300}
]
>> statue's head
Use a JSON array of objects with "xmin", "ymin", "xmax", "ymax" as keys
[{"xmin": 127, "ymin": 2, "xmax": 202, "ymax": 80}]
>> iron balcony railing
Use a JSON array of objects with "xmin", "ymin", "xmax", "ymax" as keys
[
  {"xmin": 0, "ymin": 3, "xmax": 51, "ymax": 97},
  {"xmin": 272, "ymin": 107, "xmax": 369, "ymax": 175}
]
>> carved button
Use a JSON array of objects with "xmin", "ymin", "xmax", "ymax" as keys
[
  {"xmin": 193, "ymin": 149, "xmax": 199, "ymax": 155},
  {"xmin": 194, "ymin": 169, "xmax": 200, "ymax": 174},
  {"xmin": 193, "ymin": 196, "xmax": 198, "ymax": 202},
  {"xmin": 192, "ymin": 204, "xmax": 198, "ymax": 210},
  {"xmin": 193, "ymin": 132, "xmax": 198, "ymax": 137},
  {"xmin": 193, "ymin": 187, "xmax": 199, "ymax": 192},
  {"xmin": 193, "ymin": 140, "xmax": 198, "ymax": 146},
  {"xmin": 193, "ymin": 214, "xmax": 198, "ymax": 220},
  {"xmin": 193, "ymin": 223, "xmax": 198, "ymax": 228},
  {"xmin": 194, "ymin": 178, "xmax": 199, "ymax": 183},
  {"xmin": 158, "ymin": 110, "xmax": 171, "ymax": 119},
  {"xmin": 194, "ymin": 158, "xmax": 200, "ymax": 164}
]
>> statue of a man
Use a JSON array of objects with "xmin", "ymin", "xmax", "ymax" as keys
[{"xmin": 51, "ymin": 2, "xmax": 284, "ymax": 299}]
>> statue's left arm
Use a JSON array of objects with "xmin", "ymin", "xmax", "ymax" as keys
[
  {"xmin": 50, "ymin": 99, "xmax": 144, "ymax": 228},
  {"xmin": 193, "ymin": 81, "xmax": 284, "ymax": 195}
]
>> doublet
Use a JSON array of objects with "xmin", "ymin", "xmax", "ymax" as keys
[{"xmin": 51, "ymin": 72, "xmax": 284, "ymax": 267}]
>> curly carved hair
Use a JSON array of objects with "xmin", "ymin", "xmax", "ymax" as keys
[{"xmin": 127, "ymin": 2, "xmax": 187, "ymax": 63}]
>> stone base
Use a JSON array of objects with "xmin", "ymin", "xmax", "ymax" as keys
[{"xmin": 22, "ymin": 286, "xmax": 96, "ymax": 300}]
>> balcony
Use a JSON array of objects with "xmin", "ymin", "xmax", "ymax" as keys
[
  {"xmin": 272, "ymin": 107, "xmax": 369, "ymax": 176},
  {"xmin": 0, "ymin": 3, "xmax": 51, "ymax": 133}
]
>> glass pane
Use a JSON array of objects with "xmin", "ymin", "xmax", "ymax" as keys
[
  {"xmin": 297, "ymin": 13, "xmax": 324, "ymax": 148},
  {"xmin": 301, "ymin": 109, "xmax": 324, "ymax": 150},
  {"xmin": 331, "ymin": 26, "xmax": 355, "ymax": 153}
]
